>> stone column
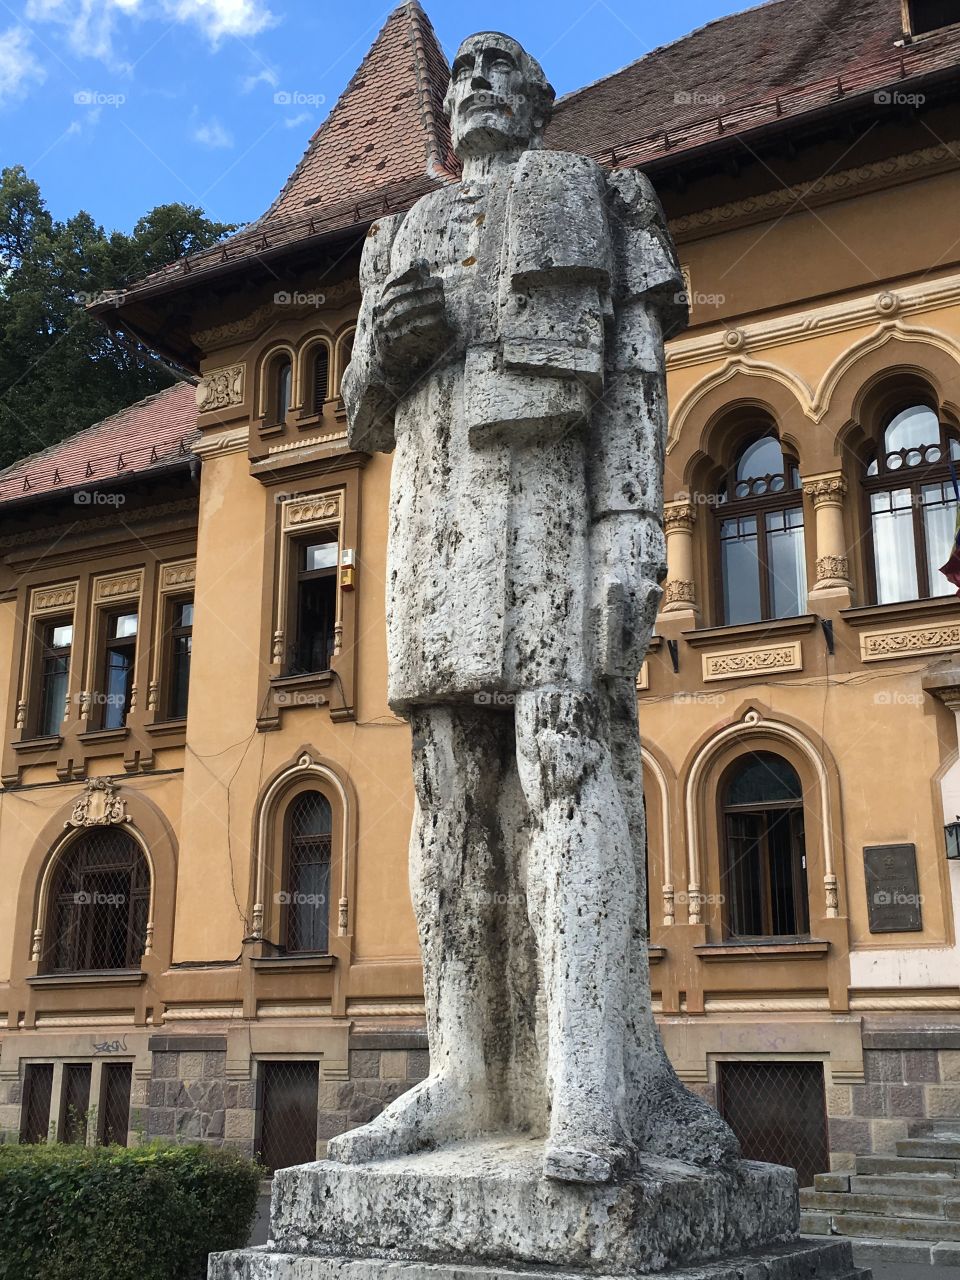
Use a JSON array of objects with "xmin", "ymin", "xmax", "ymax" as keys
[
  {"xmin": 802, "ymin": 472, "xmax": 853, "ymax": 604},
  {"xmin": 661, "ymin": 500, "xmax": 699, "ymax": 620}
]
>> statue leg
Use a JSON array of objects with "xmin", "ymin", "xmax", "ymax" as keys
[
  {"xmin": 328, "ymin": 703, "xmax": 510, "ymax": 1163},
  {"xmin": 514, "ymin": 684, "xmax": 634, "ymax": 1185},
  {"xmin": 604, "ymin": 675, "xmax": 739, "ymax": 1168}
]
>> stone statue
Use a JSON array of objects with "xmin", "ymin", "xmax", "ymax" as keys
[{"xmin": 335, "ymin": 30, "xmax": 738, "ymax": 1186}]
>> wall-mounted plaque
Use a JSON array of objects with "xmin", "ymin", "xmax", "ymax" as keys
[{"xmin": 864, "ymin": 844, "xmax": 923, "ymax": 933}]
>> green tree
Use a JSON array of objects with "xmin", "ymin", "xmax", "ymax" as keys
[{"xmin": 0, "ymin": 166, "xmax": 234, "ymax": 469}]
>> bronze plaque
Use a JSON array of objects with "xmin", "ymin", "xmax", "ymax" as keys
[{"xmin": 864, "ymin": 844, "xmax": 923, "ymax": 933}]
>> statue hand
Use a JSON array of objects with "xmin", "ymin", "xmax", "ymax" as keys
[
  {"xmin": 591, "ymin": 516, "xmax": 666, "ymax": 677},
  {"xmin": 374, "ymin": 260, "xmax": 453, "ymax": 377}
]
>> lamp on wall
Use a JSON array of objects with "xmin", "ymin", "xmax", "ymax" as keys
[{"xmin": 945, "ymin": 816, "xmax": 960, "ymax": 860}]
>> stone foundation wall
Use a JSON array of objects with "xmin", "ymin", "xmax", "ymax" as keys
[
  {"xmin": 318, "ymin": 1029, "xmax": 429, "ymax": 1149},
  {"xmin": 147, "ymin": 1035, "xmax": 257, "ymax": 1155},
  {"xmin": 826, "ymin": 1028, "xmax": 960, "ymax": 1171},
  {"xmin": 0, "ymin": 1073, "xmax": 22, "ymax": 1144}
]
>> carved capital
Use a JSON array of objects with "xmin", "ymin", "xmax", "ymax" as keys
[
  {"xmin": 197, "ymin": 364, "xmax": 244, "ymax": 413},
  {"xmin": 64, "ymin": 777, "xmax": 130, "ymax": 829},
  {"xmin": 802, "ymin": 472, "xmax": 847, "ymax": 507},
  {"xmin": 663, "ymin": 501, "xmax": 697, "ymax": 531}
]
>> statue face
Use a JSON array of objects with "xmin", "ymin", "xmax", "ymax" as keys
[{"xmin": 446, "ymin": 33, "xmax": 542, "ymax": 157}]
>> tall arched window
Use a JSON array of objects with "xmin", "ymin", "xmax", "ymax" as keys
[
  {"xmin": 43, "ymin": 830, "xmax": 150, "ymax": 973},
  {"xmin": 716, "ymin": 432, "xmax": 805, "ymax": 624},
  {"xmin": 336, "ymin": 330, "xmax": 354, "ymax": 395},
  {"xmin": 865, "ymin": 402, "xmax": 960, "ymax": 604},
  {"xmin": 721, "ymin": 752, "xmax": 808, "ymax": 939},
  {"xmin": 282, "ymin": 791, "xmax": 332, "ymax": 953}
]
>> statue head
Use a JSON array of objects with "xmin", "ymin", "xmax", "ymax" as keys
[{"xmin": 444, "ymin": 32, "xmax": 555, "ymax": 160}]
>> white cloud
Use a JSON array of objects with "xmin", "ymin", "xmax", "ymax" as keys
[
  {"xmin": 0, "ymin": 27, "xmax": 46, "ymax": 103},
  {"xmin": 23, "ymin": 0, "xmax": 276, "ymax": 65},
  {"xmin": 162, "ymin": 0, "xmax": 275, "ymax": 44},
  {"xmin": 284, "ymin": 110, "xmax": 309, "ymax": 129},
  {"xmin": 241, "ymin": 66, "xmax": 277, "ymax": 93},
  {"xmin": 192, "ymin": 116, "xmax": 233, "ymax": 148}
]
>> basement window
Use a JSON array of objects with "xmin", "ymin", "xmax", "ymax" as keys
[{"xmin": 907, "ymin": 0, "xmax": 960, "ymax": 36}]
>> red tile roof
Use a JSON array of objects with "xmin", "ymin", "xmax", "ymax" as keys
[
  {"xmin": 93, "ymin": 1, "xmax": 456, "ymax": 307},
  {"xmin": 92, "ymin": 0, "xmax": 960, "ymax": 311},
  {"xmin": 0, "ymin": 382, "xmax": 197, "ymax": 506},
  {"xmin": 547, "ymin": 0, "xmax": 960, "ymax": 167}
]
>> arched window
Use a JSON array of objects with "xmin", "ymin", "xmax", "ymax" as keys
[
  {"xmin": 721, "ymin": 752, "xmax": 808, "ymax": 939},
  {"xmin": 715, "ymin": 431, "xmax": 805, "ymax": 624},
  {"xmin": 336, "ymin": 331, "xmax": 354, "ymax": 395},
  {"xmin": 311, "ymin": 344, "xmax": 330, "ymax": 415},
  {"xmin": 43, "ymin": 829, "xmax": 150, "ymax": 973},
  {"xmin": 865, "ymin": 402, "xmax": 960, "ymax": 604},
  {"xmin": 275, "ymin": 357, "xmax": 292, "ymax": 424},
  {"xmin": 282, "ymin": 791, "xmax": 332, "ymax": 953}
]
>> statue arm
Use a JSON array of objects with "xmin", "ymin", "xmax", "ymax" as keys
[{"xmin": 343, "ymin": 212, "xmax": 406, "ymax": 455}]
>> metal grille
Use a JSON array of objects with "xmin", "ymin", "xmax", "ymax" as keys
[
  {"xmin": 258, "ymin": 1060, "xmax": 320, "ymax": 1173},
  {"xmin": 99, "ymin": 1062, "xmax": 132, "ymax": 1146},
  {"xmin": 284, "ymin": 792, "xmax": 332, "ymax": 954},
  {"xmin": 20, "ymin": 1063, "xmax": 53, "ymax": 1144},
  {"xmin": 60, "ymin": 1064, "xmax": 91, "ymax": 1144},
  {"xmin": 45, "ymin": 829, "xmax": 150, "ymax": 973},
  {"xmin": 717, "ymin": 1061, "xmax": 829, "ymax": 1189}
]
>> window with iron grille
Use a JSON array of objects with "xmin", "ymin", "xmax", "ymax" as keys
[
  {"xmin": 20, "ymin": 1063, "xmax": 54, "ymax": 1144},
  {"xmin": 721, "ymin": 752, "xmax": 809, "ymax": 940},
  {"xmin": 36, "ymin": 618, "xmax": 72, "ymax": 737},
  {"xmin": 59, "ymin": 1063, "xmax": 91, "ymax": 1144},
  {"xmin": 99, "ymin": 1062, "xmax": 132, "ymax": 1146},
  {"xmin": 717, "ymin": 1060, "xmax": 829, "ymax": 1189},
  {"xmin": 43, "ymin": 829, "xmax": 150, "ymax": 973},
  {"xmin": 258, "ymin": 1060, "xmax": 320, "ymax": 1173},
  {"xmin": 283, "ymin": 791, "xmax": 332, "ymax": 953}
]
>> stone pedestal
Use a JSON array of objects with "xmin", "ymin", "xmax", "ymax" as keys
[{"xmin": 209, "ymin": 1138, "xmax": 871, "ymax": 1280}]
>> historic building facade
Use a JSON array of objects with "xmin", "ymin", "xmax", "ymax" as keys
[{"xmin": 3, "ymin": 0, "xmax": 960, "ymax": 1190}]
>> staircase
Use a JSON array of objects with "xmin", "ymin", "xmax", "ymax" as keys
[{"xmin": 801, "ymin": 1124, "xmax": 960, "ymax": 1270}]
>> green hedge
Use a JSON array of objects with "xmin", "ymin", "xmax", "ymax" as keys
[{"xmin": 0, "ymin": 1141, "xmax": 262, "ymax": 1280}]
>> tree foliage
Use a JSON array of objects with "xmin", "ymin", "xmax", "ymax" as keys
[{"xmin": 0, "ymin": 166, "xmax": 234, "ymax": 470}]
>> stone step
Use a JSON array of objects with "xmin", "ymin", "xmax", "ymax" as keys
[
  {"xmin": 800, "ymin": 1209, "xmax": 960, "ymax": 1243},
  {"xmin": 800, "ymin": 1187, "xmax": 950, "ymax": 1219},
  {"xmin": 814, "ymin": 1173, "xmax": 851, "ymax": 1192},
  {"xmin": 857, "ymin": 1153, "xmax": 960, "ymax": 1177},
  {"xmin": 849, "ymin": 1236, "xmax": 941, "ymax": 1268},
  {"xmin": 898, "ymin": 1138, "xmax": 960, "ymax": 1160},
  {"xmin": 851, "ymin": 1173, "xmax": 960, "ymax": 1199},
  {"xmin": 210, "ymin": 1242, "xmax": 870, "ymax": 1280},
  {"xmin": 910, "ymin": 1120, "xmax": 960, "ymax": 1138}
]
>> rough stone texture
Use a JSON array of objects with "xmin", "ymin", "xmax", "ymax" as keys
[
  {"xmin": 267, "ymin": 1140, "xmax": 797, "ymax": 1275},
  {"xmin": 331, "ymin": 24, "xmax": 736, "ymax": 1191},
  {"xmin": 210, "ymin": 1245, "xmax": 868, "ymax": 1280}
]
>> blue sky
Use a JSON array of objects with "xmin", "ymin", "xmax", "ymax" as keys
[{"xmin": 0, "ymin": 0, "xmax": 754, "ymax": 233}]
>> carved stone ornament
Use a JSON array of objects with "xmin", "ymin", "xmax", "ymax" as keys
[
  {"xmin": 33, "ymin": 584, "xmax": 77, "ymax": 614},
  {"xmin": 663, "ymin": 501, "xmax": 697, "ymax": 530},
  {"xmin": 663, "ymin": 579, "xmax": 696, "ymax": 606},
  {"xmin": 283, "ymin": 492, "xmax": 342, "ymax": 529},
  {"xmin": 64, "ymin": 777, "xmax": 130, "ymax": 829},
  {"xmin": 801, "ymin": 474, "xmax": 847, "ymax": 507},
  {"xmin": 816, "ymin": 554, "xmax": 850, "ymax": 584},
  {"xmin": 196, "ymin": 364, "xmax": 244, "ymax": 413}
]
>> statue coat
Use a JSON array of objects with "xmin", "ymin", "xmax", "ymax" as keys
[{"xmin": 343, "ymin": 151, "xmax": 685, "ymax": 711}]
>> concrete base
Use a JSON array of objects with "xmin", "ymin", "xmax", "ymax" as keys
[
  {"xmin": 208, "ymin": 1136, "xmax": 872, "ymax": 1278},
  {"xmin": 210, "ymin": 1239, "xmax": 870, "ymax": 1279}
]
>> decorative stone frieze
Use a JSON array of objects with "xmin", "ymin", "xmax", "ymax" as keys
[
  {"xmin": 861, "ymin": 622, "xmax": 960, "ymax": 662},
  {"xmin": 663, "ymin": 580, "xmax": 696, "ymax": 607},
  {"xmin": 196, "ymin": 364, "xmax": 244, "ymax": 413},
  {"xmin": 33, "ymin": 584, "xmax": 76, "ymax": 613},
  {"xmin": 94, "ymin": 571, "xmax": 142, "ymax": 602},
  {"xmin": 816, "ymin": 554, "xmax": 849, "ymax": 585},
  {"xmin": 702, "ymin": 641, "xmax": 803, "ymax": 682},
  {"xmin": 160, "ymin": 561, "xmax": 196, "ymax": 590},
  {"xmin": 283, "ymin": 492, "xmax": 342, "ymax": 529}
]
